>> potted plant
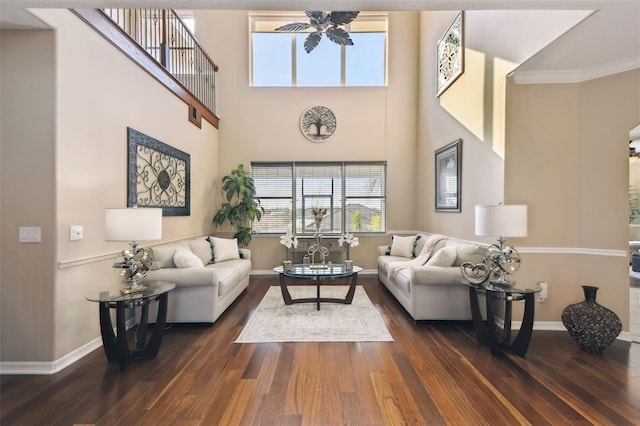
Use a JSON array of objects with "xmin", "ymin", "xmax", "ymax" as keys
[{"xmin": 213, "ymin": 164, "xmax": 263, "ymax": 247}]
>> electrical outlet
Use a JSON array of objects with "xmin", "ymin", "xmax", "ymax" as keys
[
  {"xmin": 70, "ymin": 225, "xmax": 84, "ymax": 241},
  {"xmin": 537, "ymin": 282, "xmax": 548, "ymax": 302}
]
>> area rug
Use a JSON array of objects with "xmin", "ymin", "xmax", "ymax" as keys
[{"xmin": 235, "ymin": 286, "xmax": 394, "ymax": 343}]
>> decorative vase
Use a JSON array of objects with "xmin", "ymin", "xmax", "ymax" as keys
[{"xmin": 561, "ymin": 286, "xmax": 622, "ymax": 354}]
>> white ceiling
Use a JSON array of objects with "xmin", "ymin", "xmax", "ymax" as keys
[{"xmin": 1, "ymin": 0, "xmax": 639, "ymax": 82}]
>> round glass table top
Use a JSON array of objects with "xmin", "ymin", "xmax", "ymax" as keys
[
  {"xmin": 85, "ymin": 281, "xmax": 176, "ymax": 303},
  {"xmin": 274, "ymin": 263, "xmax": 362, "ymax": 279},
  {"xmin": 482, "ymin": 281, "xmax": 542, "ymax": 294}
]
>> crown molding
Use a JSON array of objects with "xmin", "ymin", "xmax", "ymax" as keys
[{"xmin": 511, "ymin": 55, "xmax": 640, "ymax": 84}]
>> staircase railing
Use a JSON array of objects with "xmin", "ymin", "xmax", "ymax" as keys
[{"xmin": 73, "ymin": 9, "xmax": 218, "ymax": 128}]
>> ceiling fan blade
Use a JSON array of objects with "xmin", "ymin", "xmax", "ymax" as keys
[
  {"xmin": 328, "ymin": 11, "xmax": 359, "ymax": 26},
  {"xmin": 275, "ymin": 22, "xmax": 311, "ymax": 32},
  {"xmin": 326, "ymin": 27, "xmax": 353, "ymax": 46},
  {"xmin": 304, "ymin": 32, "xmax": 322, "ymax": 53}
]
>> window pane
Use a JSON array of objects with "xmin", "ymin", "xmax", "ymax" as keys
[
  {"xmin": 296, "ymin": 164, "xmax": 342, "ymax": 233},
  {"xmin": 253, "ymin": 198, "xmax": 292, "ymax": 234},
  {"xmin": 296, "ymin": 34, "xmax": 341, "ymax": 87},
  {"xmin": 252, "ymin": 164, "xmax": 293, "ymax": 233},
  {"xmin": 346, "ymin": 33, "xmax": 386, "ymax": 86},
  {"xmin": 252, "ymin": 162, "xmax": 386, "ymax": 235},
  {"xmin": 346, "ymin": 198, "xmax": 386, "ymax": 232},
  {"xmin": 345, "ymin": 163, "xmax": 385, "ymax": 197},
  {"xmin": 252, "ymin": 33, "xmax": 292, "ymax": 86}
]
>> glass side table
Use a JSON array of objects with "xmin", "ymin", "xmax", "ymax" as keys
[
  {"xmin": 467, "ymin": 281, "xmax": 542, "ymax": 357},
  {"xmin": 86, "ymin": 281, "xmax": 175, "ymax": 370}
]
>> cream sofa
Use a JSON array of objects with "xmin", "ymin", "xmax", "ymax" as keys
[
  {"xmin": 378, "ymin": 234, "xmax": 487, "ymax": 321},
  {"xmin": 142, "ymin": 236, "xmax": 251, "ymax": 324}
]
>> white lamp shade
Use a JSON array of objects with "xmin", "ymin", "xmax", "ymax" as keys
[
  {"xmin": 105, "ymin": 208, "xmax": 162, "ymax": 241},
  {"xmin": 475, "ymin": 204, "xmax": 528, "ymax": 237}
]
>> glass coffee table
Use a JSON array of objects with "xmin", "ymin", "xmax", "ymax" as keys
[{"xmin": 274, "ymin": 263, "xmax": 363, "ymax": 310}]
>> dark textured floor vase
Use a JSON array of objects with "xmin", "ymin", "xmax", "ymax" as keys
[{"xmin": 561, "ymin": 286, "xmax": 622, "ymax": 353}]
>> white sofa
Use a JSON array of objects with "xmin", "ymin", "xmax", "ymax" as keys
[
  {"xmin": 142, "ymin": 236, "xmax": 251, "ymax": 324},
  {"xmin": 378, "ymin": 234, "xmax": 487, "ymax": 321}
]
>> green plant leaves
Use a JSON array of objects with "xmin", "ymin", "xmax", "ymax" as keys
[{"xmin": 213, "ymin": 164, "xmax": 263, "ymax": 247}]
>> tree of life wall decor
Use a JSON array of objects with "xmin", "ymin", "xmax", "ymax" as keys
[
  {"xmin": 300, "ymin": 105, "xmax": 337, "ymax": 142},
  {"xmin": 127, "ymin": 127, "xmax": 190, "ymax": 216}
]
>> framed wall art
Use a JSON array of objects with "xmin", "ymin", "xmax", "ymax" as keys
[
  {"xmin": 435, "ymin": 138, "xmax": 462, "ymax": 212},
  {"xmin": 300, "ymin": 105, "xmax": 337, "ymax": 142},
  {"xmin": 127, "ymin": 127, "xmax": 190, "ymax": 216},
  {"xmin": 436, "ymin": 11, "xmax": 464, "ymax": 97}
]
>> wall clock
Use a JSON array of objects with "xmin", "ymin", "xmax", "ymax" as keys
[
  {"xmin": 436, "ymin": 11, "xmax": 464, "ymax": 97},
  {"xmin": 300, "ymin": 105, "xmax": 336, "ymax": 142}
]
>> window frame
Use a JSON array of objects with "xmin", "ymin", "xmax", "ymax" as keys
[
  {"xmin": 251, "ymin": 161, "xmax": 387, "ymax": 236},
  {"xmin": 249, "ymin": 12, "xmax": 388, "ymax": 87}
]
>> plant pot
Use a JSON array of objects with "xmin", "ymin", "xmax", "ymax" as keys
[{"xmin": 561, "ymin": 286, "xmax": 622, "ymax": 353}]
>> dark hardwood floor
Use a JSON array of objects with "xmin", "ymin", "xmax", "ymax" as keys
[{"xmin": 2, "ymin": 275, "xmax": 639, "ymax": 425}]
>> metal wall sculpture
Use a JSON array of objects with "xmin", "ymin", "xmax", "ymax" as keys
[{"xmin": 127, "ymin": 127, "xmax": 190, "ymax": 216}]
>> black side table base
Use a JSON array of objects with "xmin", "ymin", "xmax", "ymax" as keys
[
  {"xmin": 468, "ymin": 285, "xmax": 538, "ymax": 358},
  {"xmin": 98, "ymin": 292, "xmax": 169, "ymax": 370}
]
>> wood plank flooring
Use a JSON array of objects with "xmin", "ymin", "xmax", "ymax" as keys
[{"xmin": 2, "ymin": 275, "xmax": 639, "ymax": 425}]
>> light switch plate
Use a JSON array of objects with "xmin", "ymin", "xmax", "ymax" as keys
[
  {"xmin": 70, "ymin": 225, "xmax": 84, "ymax": 240},
  {"xmin": 19, "ymin": 226, "xmax": 41, "ymax": 242}
]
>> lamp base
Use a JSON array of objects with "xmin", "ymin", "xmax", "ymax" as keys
[
  {"xmin": 120, "ymin": 283, "xmax": 147, "ymax": 295},
  {"xmin": 489, "ymin": 279, "xmax": 515, "ymax": 287}
]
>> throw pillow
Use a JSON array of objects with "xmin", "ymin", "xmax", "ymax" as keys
[
  {"xmin": 209, "ymin": 237, "xmax": 240, "ymax": 262},
  {"xmin": 390, "ymin": 235, "xmax": 417, "ymax": 258},
  {"xmin": 173, "ymin": 247, "xmax": 205, "ymax": 268},
  {"xmin": 425, "ymin": 246, "xmax": 457, "ymax": 267}
]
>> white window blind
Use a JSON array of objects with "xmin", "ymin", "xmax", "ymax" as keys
[{"xmin": 252, "ymin": 162, "xmax": 386, "ymax": 234}]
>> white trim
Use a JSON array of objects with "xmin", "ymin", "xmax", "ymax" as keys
[
  {"xmin": 518, "ymin": 247, "xmax": 627, "ymax": 257},
  {"xmin": 0, "ymin": 318, "xmax": 137, "ymax": 375},
  {"xmin": 511, "ymin": 56, "xmax": 640, "ymax": 84},
  {"xmin": 0, "ymin": 337, "xmax": 103, "ymax": 375},
  {"xmin": 513, "ymin": 321, "xmax": 633, "ymax": 342}
]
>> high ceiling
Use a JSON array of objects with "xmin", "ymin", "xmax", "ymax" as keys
[{"xmin": 1, "ymin": 0, "xmax": 639, "ymax": 82}]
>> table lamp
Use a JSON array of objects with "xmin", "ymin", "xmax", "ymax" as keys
[
  {"xmin": 105, "ymin": 207, "xmax": 162, "ymax": 294},
  {"xmin": 475, "ymin": 204, "xmax": 527, "ymax": 286}
]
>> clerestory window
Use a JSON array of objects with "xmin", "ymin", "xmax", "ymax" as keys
[
  {"xmin": 249, "ymin": 13, "xmax": 388, "ymax": 87},
  {"xmin": 251, "ymin": 162, "xmax": 386, "ymax": 235}
]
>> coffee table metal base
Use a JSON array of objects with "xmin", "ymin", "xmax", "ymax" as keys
[{"xmin": 279, "ymin": 273, "xmax": 358, "ymax": 310}]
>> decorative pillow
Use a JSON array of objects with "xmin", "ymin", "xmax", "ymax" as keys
[
  {"xmin": 209, "ymin": 237, "xmax": 240, "ymax": 263},
  {"xmin": 149, "ymin": 241, "xmax": 190, "ymax": 269},
  {"xmin": 426, "ymin": 246, "xmax": 457, "ymax": 267},
  {"xmin": 173, "ymin": 247, "xmax": 204, "ymax": 268},
  {"xmin": 390, "ymin": 235, "xmax": 417, "ymax": 258},
  {"xmin": 187, "ymin": 238, "xmax": 214, "ymax": 265}
]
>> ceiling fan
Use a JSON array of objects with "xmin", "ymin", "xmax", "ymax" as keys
[{"xmin": 275, "ymin": 11, "xmax": 360, "ymax": 53}]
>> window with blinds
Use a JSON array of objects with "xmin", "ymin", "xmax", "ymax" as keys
[{"xmin": 252, "ymin": 162, "xmax": 386, "ymax": 234}]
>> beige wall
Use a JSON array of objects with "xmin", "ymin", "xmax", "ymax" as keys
[
  {"xmin": 1, "ymin": 30, "xmax": 57, "ymax": 362},
  {"xmin": 506, "ymin": 69, "xmax": 640, "ymax": 327},
  {"xmin": 417, "ymin": 11, "xmax": 505, "ymax": 239},
  {"xmin": 195, "ymin": 11, "xmax": 420, "ymax": 270},
  {"xmin": 1, "ymin": 9, "xmax": 220, "ymax": 362}
]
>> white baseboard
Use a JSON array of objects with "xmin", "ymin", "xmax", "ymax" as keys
[
  {"xmin": 512, "ymin": 320, "xmax": 633, "ymax": 342},
  {"xmin": 0, "ymin": 318, "xmax": 137, "ymax": 375}
]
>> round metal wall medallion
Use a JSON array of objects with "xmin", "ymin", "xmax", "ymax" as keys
[{"xmin": 300, "ymin": 105, "xmax": 336, "ymax": 142}]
